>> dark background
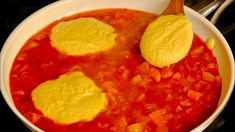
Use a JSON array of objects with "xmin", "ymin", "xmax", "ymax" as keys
[{"xmin": 0, "ymin": 0, "xmax": 234, "ymax": 131}]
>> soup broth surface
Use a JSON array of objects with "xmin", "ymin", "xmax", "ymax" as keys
[{"xmin": 10, "ymin": 9, "xmax": 221, "ymax": 132}]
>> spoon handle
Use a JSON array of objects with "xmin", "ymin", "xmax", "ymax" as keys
[{"xmin": 162, "ymin": 0, "xmax": 185, "ymax": 15}]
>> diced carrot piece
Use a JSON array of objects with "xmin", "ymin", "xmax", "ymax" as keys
[
  {"xmin": 127, "ymin": 123, "xmax": 144, "ymax": 132},
  {"xmin": 32, "ymin": 113, "xmax": 41, "ymax": 123},
  {"xmin": 151, "ymin": 115, "xmax": 168, "ymax": 126},
  {"xmin": 164, "ymin": 89, "xmax": 172, "ymax": 94},
  {"xmin": 161, "ymin": 68, "xmax": 173, "ymax": 78},
  {"xmin": 137, "ymin": 116, "xmax": 151, "ymax": 124},
  {"xmin": 98, "ymin": 123, "xmax": 109, "ymax": 128},
  {"xmin": 12, "ymin": 90, "xmax": 25, "ymax": 95},
  {"xmin": 176, "ymin": 124, "xmax": 183, "ymax": 129},
  {"xmin": 194, "ymin": 83, "xmax": 201, "ymax": 90},
  {"xmin": 139, "ymin": 78, "xmax": 152, "ymax": 86},
  {"xmin": 164, "ymin": 114, "xmax": 174, "ymax": 120},
  {"xmin": 187, "ymin": 89, "xmax": 202, "ymax": 101},
  {"xmin": 138, "ymin": 62, "xmax": 150, "ymax": 73},
  {"xmin": 149, "ymin": 109, "xmax": 166, "ymax": 119},
  {"xmin": 114, "ymin": 12, "xmax": 122, "ymax": 19},
  {"xmin": 190, "ymin": 46, "xmax": 204, "ymax": 56},
  {"xmin": 27, "ymin": 41, "xmax": 39, "ymax": 50},
  {"xmin": 149, "ymin": 114, "xmax": 173, "ymax": 126},
  {"xmin": 107, "ymin": 93, "xmax": 118, "ymax": 107},
  {"xmin": 16, "ymin": 53, "xmax": 27, "ymax": 60},
  {"xmin": 137, "ymin": 93, "xmax": 145, "ymax": 102},
  {"xmin": 180, "ymin": 99, "xmax": 192, "ymax": 107},
  {"xmin": 118, "ymin": 65, "xmax": 126, "ymax": 71},
  {"xmin": 107, "ymin": 87, "xmax": 121, "ymax": 95},
  {"xmin": 24, "ymin": 112, "xmax": 41, "ymax": 123},
  {"xmin": 121, "ymin": 69, "xmax": 130, "ymax": 79},
  {"xmin": 172, "ymin": 72, "xmax": 181, "ymax": 79},
  {"xmin": 120, "ymin": 50, "xmax": 131, "ymax": 59},
  {"xmin": 176, "ymin": 106, "xmax": 183, "ymax": 112},
  {"xmin": 101, "ymin": 81, "xmax": 115, "ymax": 89},
  {"xmin": 119, "ymin": 35, "xmax": 126, "ymax": 42},
  {"xmin": 207, "ymin": 63, "xmax": 215, "ymax": 69},
  {"xmin": 148, "ymin": 109, "xmax": 173, "ymax": 126},
  {"xmin": 165, "ymin": 94, "xmax": 173, "ymax": 102},
  {"xmin": 183, "ymin": 86, "xmax": 190, "ymax": 92},
  {"xmin": 117, "ymin": 116, "xmax": 128, "ymax": 127},
  {"xmin": 187, "ymin": 75, "xmax": 195, "ymax": 83},
  {"xmin": 214, "ymin": 76, "xmax": 221, "ymax": 82},
  {"xmin": 202, "ymin": 71, "xmax": 214, "ymax": 82},
  {"xmin": 156, "ymin": 124, "xmax": 169, "ymax": 132},
  {"xmin": 203, "ymin": 53, "xmax": 212, "ymax": 62},
  {"xmin": 19, "ymin": 64, "xmax": 29, "ymax": 73},
  {"xmin": 151, "ymin": 68, "xmax": 161, "ymax": 82},
  {"xmin": 157, "ymin": 81, "xmax": 171, "ymax": 89},
  {"xmin": 186, "ymin": 108, "xmax": 193, "ymax": 114},
  {"xmin": 145, "ymin": 103, "xmax": 157, "ymax": 112},
  {"xmin": 131, "ymin": 74, "xmax": 142, "ymax": 85}
]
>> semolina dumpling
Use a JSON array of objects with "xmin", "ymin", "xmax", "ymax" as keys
[
  {"xmin": 140, "ymin": 15, "xmax": 193, "ymax": 68},
  {"xmin": 31, "ymin": 72, "xmax": 107, "ymax": 124},
  {"xmin": 50, "ymin": 18, "xmax": 116, "ymax": 56}
]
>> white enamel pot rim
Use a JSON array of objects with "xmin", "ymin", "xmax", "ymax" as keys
[{"xmin": 0, "ymin": 0, "xmax": 234, "ymax": 132}]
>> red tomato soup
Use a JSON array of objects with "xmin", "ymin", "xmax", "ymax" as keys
[{"xmin": 10, "ymin": 9, "xmax": 221, "ymax": 132}]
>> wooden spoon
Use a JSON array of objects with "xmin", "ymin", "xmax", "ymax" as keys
[{"xmin": 162, "ymin": 0, "xmax": 184, "ymax": 15}]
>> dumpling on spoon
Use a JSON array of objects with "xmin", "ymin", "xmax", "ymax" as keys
[{"xmin": 140, "ymin": 0, "xmax": 193, "ymax": 68}]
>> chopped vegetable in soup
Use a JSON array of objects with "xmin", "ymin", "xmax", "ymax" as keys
[{"xmin": 10, "ymin": 9, "xmax": 221, "ymax": 132}]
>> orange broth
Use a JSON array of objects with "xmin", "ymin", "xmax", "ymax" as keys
[{"xmin": 10, "ymin": 9, "xmax": 221, "ymax": 132}]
